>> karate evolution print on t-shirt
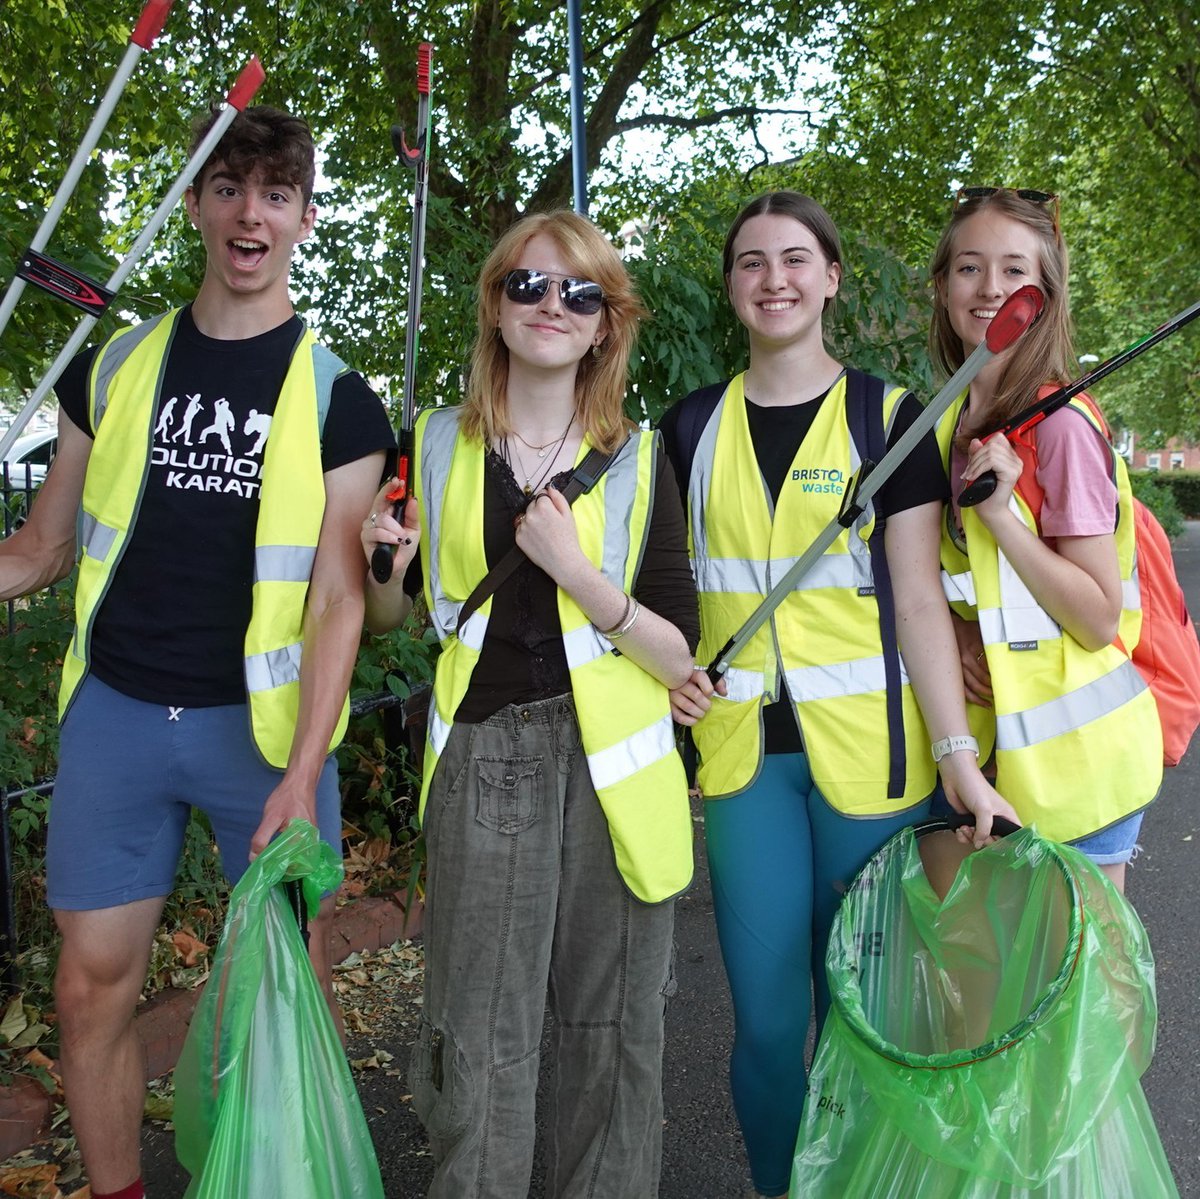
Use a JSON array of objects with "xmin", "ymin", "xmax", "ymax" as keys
[{"xmin": 150, "ymin": 391, "xmax": 273, "ymax": 499}]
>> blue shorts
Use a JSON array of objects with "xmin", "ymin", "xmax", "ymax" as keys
[
  {"xmin": 47, "ymin": 674, "xmax": 341, "ymax": 911},
  {"xmin": 1068, "ymin": 809, "xmax": 1145, "ymax": 866}
]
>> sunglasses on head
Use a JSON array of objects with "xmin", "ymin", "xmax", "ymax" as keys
[
  {"xmin": 503, "ymin": 268, "xmax": 605, "ymax": 316},
  {"xmin": 956, "ymin": 186, "xmax": 1060, "ymax": 230}
]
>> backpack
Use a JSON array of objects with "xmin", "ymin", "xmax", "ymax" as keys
[{"xmin": 1012, "ymin": 391, "xmax": 1200, "ymax": 766}]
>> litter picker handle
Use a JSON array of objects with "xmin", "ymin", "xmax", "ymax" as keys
[
  {"xmin": 914, "ymin": 813, "xmax": 1022, "ymax": 839},
  {"xmin": 0, "ymin": 56, "xmax": 265, "ymax": 462},
  {"xmin": 960, "ymin": 297, "xmax": 1200, "ymax": 508},
  {"xmin": 0, "ymin": 0, "xmax": 176, "ymax": 344},
  {"xmin": 704, "ymin": 285, "xmax": 1044, "ymax": 684},
  {"xmin": 373, "ymin": 43, "xmax": 433, "ymax": 586}
]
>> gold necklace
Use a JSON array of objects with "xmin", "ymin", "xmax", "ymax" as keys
[{"xmin": 505, "ymin": 414, "xmax": 574, "ymax": 495}]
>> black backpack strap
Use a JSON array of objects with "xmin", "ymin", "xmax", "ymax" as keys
[
  {"xmin": 455, "ymin": 442, "xmax": 623, "ymax": 636},
  {"xmin": 844, "ymin": 368, "xmax": 906, "ymax": 799},
  {"xmin": 673, "ymin": 380, "xmax": 727, "ymax": 491}
]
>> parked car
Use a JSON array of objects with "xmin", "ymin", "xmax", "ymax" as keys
[
  {"xmin": 2, "ymin": 427, "xmax": 58, "ymax": 487},
  {"xmin": 2, "ymin": 427, "xmax": 58, "ymax": 528}
]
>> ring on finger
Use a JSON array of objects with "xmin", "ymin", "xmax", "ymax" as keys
[{"xmin": 369, "ymin": 512, "xmax": 378, "ymax": 527}]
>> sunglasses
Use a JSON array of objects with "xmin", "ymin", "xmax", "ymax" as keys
[
  {"xmin": 956, "ymin": 186, "xmax": 1060, "ymax": 231},
  {"xmin": 503, "ymin": 268, "xmax": 605, "ymax": 316}
]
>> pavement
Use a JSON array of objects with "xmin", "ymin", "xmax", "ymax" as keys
[{"xmin": 133, "ymin": 524, "xmax": 1200, "ymax": 1197}]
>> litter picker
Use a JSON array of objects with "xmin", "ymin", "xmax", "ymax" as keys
[
  {"xmin": 0, "ymin": 57, "xmax": 266, "ymax": 463},
  {"xmin": 705, "ymin": 284, "xmax": 1045, "ymax": 684},
  {"xmin": 371, "ymin": 42, "xmax": 434, "ymax": 585},
  {"xmin": 0, "ymin": 0, "xmax": 174, "ymax": 344},
  {"xmin": 959, "ymin": 298, "xmax": 1200, "ymax": 507}
]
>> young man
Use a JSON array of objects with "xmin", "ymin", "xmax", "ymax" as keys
[{"xmin": 0, "ymin": 106, "xmax": 393, "ymax": 1199}]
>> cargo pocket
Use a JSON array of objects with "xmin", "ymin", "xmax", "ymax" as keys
[
  {"xmin": 409, "ymin": 1017, "xmax": 473, "ymax": 1149},
  {"xmin": 475, "ymin": 756, "xmax": 544, "ymax": 835}
]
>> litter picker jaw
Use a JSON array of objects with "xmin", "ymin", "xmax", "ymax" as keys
[
  {"xmin": 0, "ymin": 56, "xmax": 266, "ymax": 463},
  {"xmin": 0, "ymin": 0, "xmax": 176, "ymax": 345},
  {"xmin": 704, "ymin": 284, "xmax": 1044, "ymax": 686},
  {"xmin": 960, "ymin": 296, "xmax": 1200, "ymax": 507},
  {"xmin": 372, "ymin": 42, "xmax": 434, "ymax": 587}
]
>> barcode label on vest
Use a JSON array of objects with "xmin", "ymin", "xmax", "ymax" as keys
[{"xmin": 1008, "ymin": 640, "xmax": 1039, "ymax": 651}]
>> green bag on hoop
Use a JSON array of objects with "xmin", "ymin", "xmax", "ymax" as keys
[
  {"xmin": 791, "ymin": 822, "xmax": 1178, "ymax": 1197},
  {"xmin": 174, "ymin": 820, "xmax": 384, "ymax": 1198}
]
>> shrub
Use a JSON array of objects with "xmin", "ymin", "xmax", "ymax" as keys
[{"xmin": 1129, "ymin": 472, "xmax": 1186, "ymax": 539}]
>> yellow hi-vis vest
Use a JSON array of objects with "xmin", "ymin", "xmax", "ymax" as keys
[
  {"xmin": 688, "ymin": 373, "xmax": 934, "ymax": 812},
  {"xmin": 59, "ymin": 308, "xmax": 350, "ymax": 769},
  {"xmin": 936, "ymin": 392, "xmax": 1162, "ymax": 842},
  {"xmin": 415, "ymin": 408, "xmax": 693, "ymax": 904}
]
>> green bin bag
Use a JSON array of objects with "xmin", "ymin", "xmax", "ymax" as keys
[
  {"xmin": 174, "ymin": 820, "xmax": 384, "ymax": 1198},
  {"xmin": 792, "ymin": 822, "xmax": 1178, "ymax": 1197}
]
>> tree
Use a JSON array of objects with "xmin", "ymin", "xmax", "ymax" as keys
[
  {"xmin": 788, "ymin": 0, "xmax": 1200, "ymax": 437},
  {"xmin": 0, "ymin": 0, "xmax": 834, "ymax": 421}
]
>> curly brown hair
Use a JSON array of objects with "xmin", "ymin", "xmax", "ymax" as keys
[{"xmin": 189, "ymin": 105, "xmax": 316, "ymax": 207}]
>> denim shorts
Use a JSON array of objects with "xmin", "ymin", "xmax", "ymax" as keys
[
  {"xmin": 1068, "ymin": 809, "xmax": 1145, "ymax": 866},
  {"xmin": 47, "ymin": 674, "xmax": 341, "ymax": 910}
]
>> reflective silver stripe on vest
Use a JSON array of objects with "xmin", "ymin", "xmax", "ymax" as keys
[
  {"xmin": 91, "ymin": 311, "xmax": 176, "ymax": 432},
  {"xmin": 587, "ymin": 714, "xmax": 675, "ymax": 791},
  {"xmin": 79, "ymin": 512, "xmax": 119, "ymax": 563},
  {"xmin": 428, "ymin": 705, "xmax": 452, "ymax": 758},
  {"xmin": 459, "ymin": 609, "xmax": 488, "ymax": 652},
  {"xmin": 419, "ymin": 410, "xmax": 467, "ymax": 639},
  {"xmin": 995, "ymin": 659, "xmax": 1147, "ymax": 750},
  {"xmin": 694, "ymin": 556, "xmax": 768, "ymax": 593},
  {"xmin": 600, "ymin": 438, "xmax": 640, "ymax": 585},
  {"xmin": 979, "ymin": 606, "xmax": 1060, "ymax": 646},
  {"xmin": 1124, "ymin": 573, "xmax": 1141, "ymax": 612},
  {"xmin": 942, "ymin": 568, "xmax": 976, "ymax": 607},
  {"xmin": 245, "ymin": 642, "xmax": 303, "ymax": 693},
  {"xmin": 785, "ymin": 654, "xmax": 909, "ymax": 704},
  {"xmin": 722, "ymin": 666, "xmax": 766, "ymax": 704},
  {"xmin": 687, "ymin": 393, "xmax": 727, "ymax": 564},
  {"xmin": 254, "ymin": 545, "xmax": 317, "ymax": 584},
  {"xmin": 310, "ymin": 342, "xmax": 348, "ymax": 437},
  {"xmin": 564, "ymin": 622, "xmax": 614, "ymax": 669}
]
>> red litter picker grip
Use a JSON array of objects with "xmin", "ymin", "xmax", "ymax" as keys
[{"xmin": 131, "ymin": 0, "xmax": 173, "ymax": 48}]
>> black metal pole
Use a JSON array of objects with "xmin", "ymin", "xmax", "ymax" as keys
[{"xmin": 568, "ymin": 0, "xmax": 588, "ymax": 215}]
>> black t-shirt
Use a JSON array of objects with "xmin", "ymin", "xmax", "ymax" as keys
[
  {"xmin": 658, "ymin": 378, "xmax": 949, "ymax": 752},
  {"xmin": 56, "ymin": 306, "xmax": 395, "ymax": 706}
]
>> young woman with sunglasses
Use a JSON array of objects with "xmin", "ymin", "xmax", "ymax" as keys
[
  {"xmin": 660, "ymin": 190, "xmax": 1015, "ymax": 1199},
  {"xmin": 930, "ymin": 187, "xmax": 1162, "ymax": 892},
  {"xmin": 361, "ymin": 210, "xmax": 699, "ymax": 1198}
]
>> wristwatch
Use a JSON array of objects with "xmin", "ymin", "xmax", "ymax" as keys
[{"xmin": 931, "ymin": 734, "xmax": 979, "ymax": 762}]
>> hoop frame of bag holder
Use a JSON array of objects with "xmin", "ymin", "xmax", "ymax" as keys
[{"xmin": 791, "ymin": 816, "xmax": 1178, "ymax": 1197}]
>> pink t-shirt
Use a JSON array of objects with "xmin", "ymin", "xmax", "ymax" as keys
[{"xmin": 951, "ymin": 405, "xmax": 1118, "ymax": 540}]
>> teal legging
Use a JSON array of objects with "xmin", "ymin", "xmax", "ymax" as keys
[{"xmin": 704, "ymin": 753, "xmax": 930, "ymax": 1196}]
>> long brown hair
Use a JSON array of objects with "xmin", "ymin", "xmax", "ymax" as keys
[
  {"xmin": 929, "ymin": 189, "xmax": 1075, "ymax": 431},
  {"xmin": 460, "ymin": 211, "xmax": 646, "ymax": 454}
]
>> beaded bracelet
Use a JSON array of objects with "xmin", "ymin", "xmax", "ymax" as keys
[
  {"xmin": 608, "ymin": 598, "xmax": 641, "ymax": 640},
  {"xmin": 598, "ymin": 594, "xmax": 633, "ymax": 638}
]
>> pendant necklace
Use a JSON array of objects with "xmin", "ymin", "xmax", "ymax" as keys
[{"xmin": 506, "ymin": 413, "xmax": 575, "ymax": 495}]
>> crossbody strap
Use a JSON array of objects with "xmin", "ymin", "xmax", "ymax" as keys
[{"xmin": 455, "ymin": 441, "xmax": 626, "ymax": 635}]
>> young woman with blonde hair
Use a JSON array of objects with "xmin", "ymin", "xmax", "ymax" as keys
[
  {"xmin": 930, "ymin": 186, "xmax": 1162, "ymax": 892},
  {"xmin": 362, "ymin": 209, "xmax": 699, "ymax": 1198}
]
